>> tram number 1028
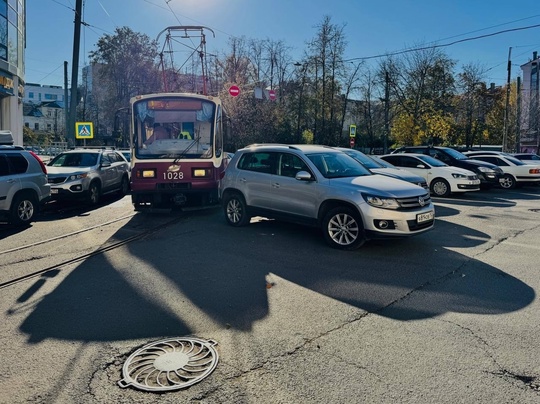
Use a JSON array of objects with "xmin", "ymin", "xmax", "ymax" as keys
[{"xmin": 163, "ymin": 171, "xmax": 184, "ymax": 180}]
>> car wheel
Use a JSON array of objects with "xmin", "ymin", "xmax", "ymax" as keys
[
  {"xmin": 9, "ymin": 193, "xmax": 38, "ymax": 226},
  {"xmin": 430, "ymin": 178, "xmax": 451, "ymax": 197},
  {"xmin": 499, "ymin": 174, "xmax": 516, "ymax": 189},
  {"xmin": 322, "ymin": 207, "xmax": 365, "ymax": 250},
  {"xmin": 223, "ymin": 192, "xmax": 250, "ymax": 227},
  {"xmin": 118, "ymin": 175, "xmax": 130, "ymax": 196},
  {"xmin": 87, "ymin": 182, "xmax": 101, "ymax": 205}
]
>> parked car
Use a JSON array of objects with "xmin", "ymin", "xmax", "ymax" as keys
[
  {"xmin": 118, "ymin": 149, "xmax": 131, "ymax": 163},
  {"xmin": 47, "ymin": 148, "xmax": 130, "ymax": 205},
  {"xmin": 462, "ymin": 154, "xmax": 540, "ymax": 189},
  {"xmin": 464, "ymin": 150, "xmax": 511, "ymax": 157},
  {"xmin": 392, "ymin": 146, "xmax": 504, "ymax": 188},
  {"xmin": 379, "ymin": 153, "xmax": 480, "ymax": 197},
  {"xmin": 336, "ymin": 148, "xmax": 428, "ymax": 190},
  {"xmin": 221, "ymin": 144, "xmax": 434, "ymax": 250},
  {"xmin": 0, "ymin": 145, "xmax": 51, "ymax": 225},
  {"xmin": 511, "ymin": 152, "xmax": 540, "ymax": 165}
]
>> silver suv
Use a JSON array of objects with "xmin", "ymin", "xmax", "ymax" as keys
[
  {"xmin": 47, "ymin": 148, "xmax": 130, "ymax": 205},
  {"xmin": 220, "ymin": 144, "xmax": 435, "ymax": 250},
  {"xmin": 0, "ymin": 145, "xmax": 51, "ymax": 225}
]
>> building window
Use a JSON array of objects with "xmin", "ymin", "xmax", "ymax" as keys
[
  {"xmin": 28, "ymin": 91, "xmax": 33, "ymax": 98},
  {"xmin": 47, "ymin": 124, "xmax": 51, "ymax": 131},
  {"xmin": 24, "ymin": 122, "xmax": 29, "ymax": 127},
  {"xmin": 34, "ymin": 123, "xmax": 39, "ymax": 130}
]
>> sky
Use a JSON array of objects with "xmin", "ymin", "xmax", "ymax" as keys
[{"xmin": 25, "ymin": 0, "xmax": 540, "ymax": 89}]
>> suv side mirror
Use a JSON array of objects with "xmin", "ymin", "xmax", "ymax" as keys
[
  {"xmin": 295, "ymin": 171, "xmax": 313, "ymax": 181},
  {"xmin": 101, "ymin": 161, "xmax": 111, "ymax": 168}
]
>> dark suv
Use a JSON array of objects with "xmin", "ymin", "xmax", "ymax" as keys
[
  {"xmin": 1, "ymin": 145, "xmax": 51, "ymax": 225},
  {"xmin": 392, "ymin": 146, "xmax": 504, "ymax": 188}
]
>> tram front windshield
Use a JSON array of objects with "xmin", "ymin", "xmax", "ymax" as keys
[{"xmin": 133, "ymin": 97, "xmax": 216, "ymax": 159}]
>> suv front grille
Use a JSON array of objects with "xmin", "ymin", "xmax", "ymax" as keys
[
  {"xmin": 397, "ymin": 193, "xmax": 431, "ymax": 209},
  {"xmin": 48, "ymin": 177, "xmax": 67, "ymax": 184}
]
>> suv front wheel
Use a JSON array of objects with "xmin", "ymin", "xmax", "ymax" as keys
[
  {"xmin": 322, "ymin": 207, "xmax": 366, "ymax": 250},
  {"xmin": 223, "ymin": 192, "xmax": 251, "ymax": 226},
  {"xmin": 87, "ymin": 181, "xmax": 101, "ymax": 205},
  {"xmin": 10, "ymin": 192, "xmax": 38, "ymax": 226}
]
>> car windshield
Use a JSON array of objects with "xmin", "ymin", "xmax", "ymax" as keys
[
  {"xmin": 443, "ymin": 148, "xmax": 469, "ymax": 160},
  {"xmin": 505, "ymin": 156, "xmax": 526, "ymax": 165},
  {"xmin": 341, "ymin": 149, "xmax": 382, "ymax": 169},
  {"xmin": 516, "ymin": 154, "xmax": 540, "ymax": 160},
  {"xmin": 306, "ymin": 152, "xmax": 371, "ymax": 178},
  {"xmin": 48, "ymin": 152, "xmax": 98, "ymax": 167},
  {"xmin": 370, "ymin": 155, "xmax": 396, "ymax": 168},
  {"xmin": 416, "ymin": 154, "xmax": 448, "ymax": 167}
]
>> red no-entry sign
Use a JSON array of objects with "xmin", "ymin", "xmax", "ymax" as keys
[
  {"xmin": 229, "ymin": 85, "xmax": 240, "ymax": 97},
  {"xmin": 269, "ymin": 89, "xmax": 276, "ymax": 101},
  {"xmin": 350, "ymin": 137, "xmax": 355, "ymax": 148}
]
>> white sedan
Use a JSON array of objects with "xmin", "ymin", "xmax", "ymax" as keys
[
  {"xmin": 512, "ymin": 152, "xmax": 540, "ymax": 165},
  {"xmin": 379, "ymin": 153, "xmax": 480, "ymax": 197},
  {"xmin": 464, "ymin": 154, "xmax": 540, "ymax": 189}
]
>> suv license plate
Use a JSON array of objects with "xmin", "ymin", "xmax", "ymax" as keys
[{"xmin": 417, "ymin": 211, "xmax": 434, "ymax": 223}]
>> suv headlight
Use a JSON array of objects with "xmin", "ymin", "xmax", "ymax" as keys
[
  {"xmin": 68, "ymin": 173, "xmax": 88, "ymax": 181},
  {"xmin": 452, "ymin": 173, "xmax": 467, "ymax": 179},
  {"xmin": 363, "ymin": 194, "xmax": 400, "ymax": 209}
]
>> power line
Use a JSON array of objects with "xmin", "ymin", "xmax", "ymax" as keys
[{"xmin": 344, "ymin": 23, "xmax": 540, "ymax": 63}]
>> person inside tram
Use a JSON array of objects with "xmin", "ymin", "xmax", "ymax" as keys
[
  {"xmin": 180, "ymin": 130, "xmax": 193, "ymax": 140},
  {"xmin": 145, "ymin": 125, "xmax": 169, "ymax": 144}
]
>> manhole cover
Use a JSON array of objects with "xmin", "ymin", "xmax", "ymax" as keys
[{"xmin": 118, "ymin": 337, "xmax": 219, "ymax": 392}]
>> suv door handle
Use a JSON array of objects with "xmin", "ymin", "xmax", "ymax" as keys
[{"xmin": 272, "ymin": 182, "xmax": 280, "ymax": 188}]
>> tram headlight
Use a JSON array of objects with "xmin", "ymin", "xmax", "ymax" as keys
[
  {"xmin": 192, "ymin": 168, "xmax": 211, "ymax": 178},
  {"xmin": 137, "ymin": 169, "xmax": 156, "ymax": 179}
]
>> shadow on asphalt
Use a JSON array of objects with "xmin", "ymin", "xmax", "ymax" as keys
[{"xmin": 16, "ymin": 202, "xmax": 535, "ymax": 343}]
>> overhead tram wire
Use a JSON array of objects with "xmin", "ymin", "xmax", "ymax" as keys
[{"xmin": 344, "ymin": 23, "xmax": 540, "ymax": 63}]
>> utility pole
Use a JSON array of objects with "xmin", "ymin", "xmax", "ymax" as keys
[
  {"xmin": 515, "ymin": 76, "xmax": 521, "ymax": 152},
  {"xmin": 68, "ymin": 0, "xmax": 83, "ymax": 146},
  {"xmin": 502, "ymin": 47, "xmax": 512, "ymax": 152},
  {"xmin": 64, "ymin": 61, "xmax": 69, "ymax": 140}
]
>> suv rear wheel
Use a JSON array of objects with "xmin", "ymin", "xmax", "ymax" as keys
[
  {"xmin": 10, "ymin": 192, "xmax": 38, "ymax": 226},
  {"xmin": 223, "ymin": 192, "xmax": 251, "ymax": 226},
  {"xmin": 322, "ymin": 207, "xmax": 366, "ymax": 250}
]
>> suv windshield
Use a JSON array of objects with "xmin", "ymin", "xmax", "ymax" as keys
[
  {"xmin": 306, "ymin": 152, "xmax": 371, "ymax": 178},
  {"xmin": 49, "ymin": 152, "xmax": 98, "ymax": 167}
]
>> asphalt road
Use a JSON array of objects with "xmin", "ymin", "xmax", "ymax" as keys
[{"xmin": 0, "ymin": 186, "xmax": 539, "ymax": 403}]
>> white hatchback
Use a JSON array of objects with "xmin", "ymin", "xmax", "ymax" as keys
[{"xmin": 380, "ymin": 153, "xmax": 480, "ymax": 197}]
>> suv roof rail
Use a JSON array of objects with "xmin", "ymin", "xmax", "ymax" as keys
[
  {"xmin": 74, "ymin": 146, "xmax": 116, "ymax": 150},
  {"xmin": 0, "ymin": 145, "xmax": 24, "ymax": 150}
]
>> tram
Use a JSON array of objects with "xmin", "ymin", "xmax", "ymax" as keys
[
  {"xmin": 129, "ymin": 92, "xmax": 228, "ymax": 210},
  {"xmin": 128, "ymin": 26, "xmax": 229, "ymax": 210}
]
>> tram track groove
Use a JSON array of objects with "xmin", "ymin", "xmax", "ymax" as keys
[
  {"xmin": 0, "ymin": 213, "xmax": 137, "ymax": 256},
  {"xmin": 0, "ymin": 215, "xmax": 186, "ymax": 290}
]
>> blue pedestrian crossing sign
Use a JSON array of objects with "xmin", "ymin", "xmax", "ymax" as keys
[{"xmin": 75, "ymin": 122, "xmax": 94, "ymax": 139}]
